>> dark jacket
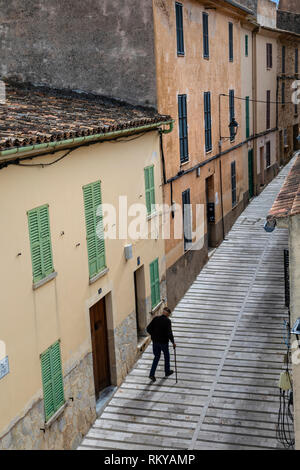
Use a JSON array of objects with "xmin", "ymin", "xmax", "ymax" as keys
[{"xmin": 147, "ymin": 314, "xmax": 174, "ymax": 345}]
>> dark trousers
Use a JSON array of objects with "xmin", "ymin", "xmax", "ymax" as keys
[{"xmin": 150, "ymin": 342, "xmax": 171, "ymax": 377}]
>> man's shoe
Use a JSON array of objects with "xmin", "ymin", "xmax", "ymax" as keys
[
  {"xmin": 149, "ymin": 375, "xmax": 156, "ymax": 382},
  {"xmin": 165, "ymin": 370, "xmax": 174, "ymax": 378}
]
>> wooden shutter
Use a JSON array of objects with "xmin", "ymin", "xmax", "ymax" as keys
[
  {"xmin": 83, "ymin": 181, "xmax": 106, "ymax": 278},
  {"xmin": 182, "ymin": 188, "xmax": 192, "ymax": 251},
  {"xmin": 203, "ymin": 13, "xmax": 209, "ymax": 59},
  {"xmin": 144, "ymin": 166, "xmax": 155, "ymax": 215},
  {"xmin": 282, "ymin": 46, "xmax": 286, "ymax": 74},
  {"xmin": 295, "ymin": 48, "xmax": 299, "ymax": 74},
  {"xmin": 246, "ymin": 96, "xmax": 250, "ymax": 139},
  {"xmin": 245, "ymin": 35, "xmax": 249, "ymax": 57},
  {"xmin": 41, "ymin": 341, "xmax": 64, "ymax": 422},
  {"xmin": 266, "ymin": 90, "xmax": 271, "ymax": 129},
  {"xmin": 231, "ymin": 161, "xmax": 237, "ymax": 207},
  {"xmin": 150, "ymin": 258, "xmax": 160, "ymax": 309},
  {"xmin": 178, "ymin": 94, "xmax": 189, "ymax": 163},
  {"xmin": 175, "ymin": 2, "xmax": 184, "ymax": 55},
  {"xmin": 229, "ymin": 22, "xmax": 233, "ymax": 62},
  {"xmin": 28, "ymin": 205, "xmax": 54, "ymax": 283},
  {"xmin": 204, "ymin": 92, "xmax": 212, "ymax": 152},
  {"xmin": 267, "ymin": 43, "xmax": 272, "ymax": 69},
  {"xmin": 229, "ymin": 90, "xmax": 235, "ymax": 141}
]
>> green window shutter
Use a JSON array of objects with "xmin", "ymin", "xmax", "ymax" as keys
[
  {"xmin": 246, "ymin": 96, "xmax": 250, "ymax": 139},
  {"xmin": 144, "ymin": 166, "xmax": 155, "ymax": 215},
  {"xmin": 28, "ymin": 205, "xmax": 54, "ymax": 283},
  {"xmin": 83, "ymin": 181, "xmax": 106, "ymax": 278},
  {"xmin": 40, "ymin": 341, "xmax": 64, "ymax": 422},
  {"xmin": 150, "ymin": 258, "xmax": 160, "ymax": 309},
  {"xmin": 245, "ymin": 35, "xmax": 249, "ymax": 57}
]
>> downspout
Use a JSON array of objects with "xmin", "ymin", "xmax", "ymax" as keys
[{"xmin": 252, "ymin": 26, "xmax": 259, "ymax": 196}]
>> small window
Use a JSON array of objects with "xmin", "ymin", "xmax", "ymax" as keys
[
  {"xmin": 175, "ymin": 2, "xmax": 184, "ymax": 56},
  {"xmin": 204, "ymin": 92, "xmax": 212, "ymax": 152},
  {"xmin": 203, "ymin": 12, "xmax": 209, "ymax": 59},
  {"xmin": 245, "ymin": 96, "xmax": 250, "ymax": 139},
  {"xmin": 149, "ymin": 258, "xmax": 160, "ymax": 309},
  {"xmin": 41, "ymin": 341, "xmax": 65, "ymax": 423},
  {"xmin": 27, "ymin": 204, "xmax": 54, "ymax": 284},
  {"xmin": 178, "ymin": 94, "xmax": 189, "ymax": 163},
  {"xmin": 231, "ymin": 161, "xmax": 237, "ymax": 207},
  {"xmin": 83, "ymin": 181, "xmax": 106, "ymax": 279},
  {"xmin": 182, "ymin": 188, "xmax": 192, "ymax": 252},
  {"xmin": 266, "ymin": 43, "xmax": 273, "ymax": 69},
  {"xmin": 245, "ymin": 35, "xmax": 249, "ymax": 57},
  {"xmin": 144, "ymin": 166, "xmax": 155, "ymax": 215},
  {"xmin": 266, "ymin": 141, "xmax": 271, "ymax": 168},
  {"xmin": 229, "ymin": 22, "xmax": 234, "ymax": 62},
  {"xmin": 295, "ymin": 48, "xmax": 299, "ymax": 74}
]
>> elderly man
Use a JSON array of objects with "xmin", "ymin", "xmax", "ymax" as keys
[{"xmin": 146, "ymin": 307, "xmax": 176, "ymax": 382}]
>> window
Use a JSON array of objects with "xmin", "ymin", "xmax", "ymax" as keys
[
  {"xmin": 266, "ymin": 43, "xmax": 273, "ymax": 69},
  {"xmin": 203, "ymin": 12, "xmax": 209, "ymax": 59},
  {"xmin": 27, "ymin": 204, "xmax": 54, "ymax": 284},
  {"xmin": 144, "ymin": 166, "xmax": 155, "ymax": 215},
  {"xmin": 229, "ymin": 89, "xmax": 235, "ymax": 141},
  {"xmin": 282, "ymin": 81, "xmax": 285, "ymax": 105},
  {"xmin": 266, "ymin": 90, "xmax": 271, "ymax": 130},
  {"xmin": 178, "ymin": 94, "xmax": 189, "ymax": 163},
  {"xmin": 282, "ymin": 46, "xmax": 286, "ymax": 74},
  {"xmin": 83, "ymin": 180, "xmax": 106, "ymax": 279},
  {"xmin": 182, "ymin": 188, "xmax": 192, "ymax": 252},
  {"xmin": 245, "ymin": 34, "xmax": 249, "ymax": 57},
  {"xmin": 245, "ymin": 96, "xmax": 250, "ymax": 139},
  {"xmin": 296, "ymin": 48, "xmax": 299, "ymax": 74},
  {"xmin": 41, "ymin": 341, "xmax": 65, "ymax": 422},
  {"xmin": 175, "ymin": 2, "xmax": 184, "ymax": 56},
  {"xmin": 266, "ymin": 141, "xmax": 271, "ymax": 168},
  {"xmin": 229, "ymin": 22, "xmax": 233, "ymax": 62},
  {"xmin": 204, "ymin": 92, "xmax": 212, "ymax": 152},
  {"xmin": 149, "ymin": 258, "xmax": 160, "ymax": 309},
  {"xmin": 231, "ymin": 161, "xmax": 237, "ymax": 207},
  {"xmin": 284, "ymin": 128, "xmax": 288, "ymax": 147}
]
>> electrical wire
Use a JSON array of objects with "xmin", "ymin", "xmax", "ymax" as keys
[
  {"xmin": 220, "ymin": 93, "xmax": 292, "ymax": 106},
  {"xmin": 14, "ymin": 148, "xmax": 74, "ymax": 167},
  {"xmin": 276, "ymin": 316, "xmax": 295, "ymax": 449}
]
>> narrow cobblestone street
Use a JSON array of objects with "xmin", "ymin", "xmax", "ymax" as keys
[{"xmin": 79, "ymin": 159, "xmax": 295, "ymax": 451}]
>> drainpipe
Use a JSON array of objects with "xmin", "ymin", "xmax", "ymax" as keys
[{"xmin": 252, "ymin": 26, "xmax": 259, "ymax": 196}]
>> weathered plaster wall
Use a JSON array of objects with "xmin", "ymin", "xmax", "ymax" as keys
[
  {"xmin": 279, "ymin": 0, "xmax": 300, "ymax": 14},
  {"xmin": 257, "ymin": 0, "xmax": 277, "ymax": 28},
  {"xmin": 0, "ymin": 0, "xmax": 157, "ymax": 107},
  {"xmin": 277, "ymin": 10, "xmax": 300, "ymax": 34}
]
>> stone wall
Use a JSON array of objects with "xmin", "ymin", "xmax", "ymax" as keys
[
  {"xmin": 279, "ymin": 0, "xmax": 300, "ymax": 14},
  {"xmin": 0, "ymin": 0, "xmax": 157, "ymax": 107},
  {"xmin": 277, "ymin": 10, "xmax": 300, "ymax": 34},
  {"xmin": 0, "ymin": 353, "xmax": 96, "ymax": 450}
]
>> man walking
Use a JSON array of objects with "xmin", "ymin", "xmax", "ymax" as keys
[{"xmin": 146, "ymin": 307, "xmax": 176, "ymax": 382}]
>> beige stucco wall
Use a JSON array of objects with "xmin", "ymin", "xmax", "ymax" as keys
[
  {"xmin": 289, "ymin": 214, "xmax": 300, "ymax": 449},
  {"xmin": 0, "ymin": 130, "xmax": 166, "ymax": 441},
  {"xmin": 153, "ymin": 0, "xmax": 247, "ymax": 271}
]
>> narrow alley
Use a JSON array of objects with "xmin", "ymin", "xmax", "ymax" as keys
[{"xmin": 78, "ymin": 158, "xmax": 295, "ymax": 451}]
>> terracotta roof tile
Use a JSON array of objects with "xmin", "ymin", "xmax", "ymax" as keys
[
  {"xmin": 0, "ymin": 81, "xmax": 172, "ymax": 151},
  {"xmin": 268, "ymin": 154, "xmax": 300, "ymax": 220}
]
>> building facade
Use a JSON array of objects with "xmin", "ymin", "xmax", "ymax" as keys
[{"xmin": 0, "ymin": 83, "xmax": 171, "ymax": 449}]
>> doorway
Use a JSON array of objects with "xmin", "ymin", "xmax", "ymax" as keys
[
  {"xmin": 248, "ymin": 149, "xmax": 254, "ymax": 199},
  {"xmin": 205, "ymin": 175, "xmax": 215, "ymax": 248},
  {"xmin": 260, "ymin": 147, "xmax": 265, "ymax": 186},
  {"xmin": 134, "ymin": 265, "xmax": 146, "ymax": 340},
  {"xmin": 293, "ymin": 124, "xmax": 299, "ymax": 151},
  {"xmin": 89, "ymin": 297, "xmax": 111, "ymax": 399}
]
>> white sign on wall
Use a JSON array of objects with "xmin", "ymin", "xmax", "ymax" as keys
[{"xmin": 0, "ymin": 341, "xmax": 9, "ymax": 380}]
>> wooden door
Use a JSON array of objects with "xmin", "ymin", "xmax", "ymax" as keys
[
  {"xmin": 90, "ymin": 298, "xmax": 110, "ymax": 399},
  {"xmin": 260, "ymin": 147, "xmax": 265, "ymax": 186}
]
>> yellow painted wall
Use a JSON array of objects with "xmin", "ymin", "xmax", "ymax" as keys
[{"xmin": 0, "ymin": 131, "xmax": 165, "ymax": 436}]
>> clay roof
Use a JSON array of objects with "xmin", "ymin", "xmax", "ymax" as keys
[
  {"xmin": 0, "ymin": 81, "xmax": 171, "ymax": 151},
  {"xmin": 268, "ymin": 154, "xmax": 300, "ymax": 220}
]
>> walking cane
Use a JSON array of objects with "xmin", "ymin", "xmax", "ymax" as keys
[{"xmin": 174, "ymin": 345, "xmax": 178, "ymax": 384}]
